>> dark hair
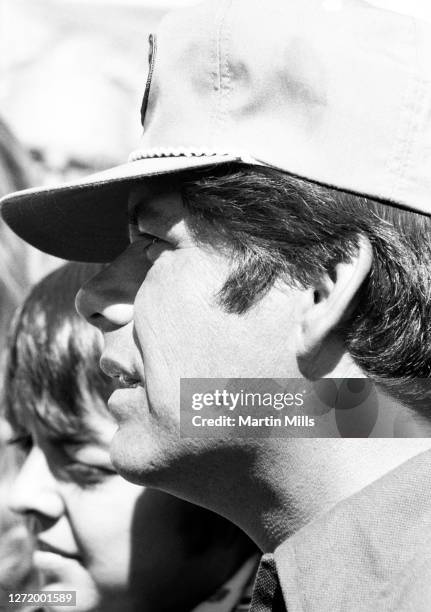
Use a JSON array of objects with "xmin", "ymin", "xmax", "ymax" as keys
[
  {"xmin": 2, "ymin": 262, "xmax": 114, "ymax": 439},
  {"xmin": 182, "ymin": 165, "xmax": 431, "ymax": 412}
]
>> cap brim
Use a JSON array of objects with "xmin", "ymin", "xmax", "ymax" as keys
[{"xmin": 0, "ymin": 154, "xmax": 243, "ymax": 262}]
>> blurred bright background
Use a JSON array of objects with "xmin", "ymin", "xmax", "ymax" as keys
[
  {"xmin": 0, "ymin": 0, "xmax": 201, "ymax": 172},
  {"xmin": 0, "ymin": 0, "xmax": 200, "ymax": 284}
]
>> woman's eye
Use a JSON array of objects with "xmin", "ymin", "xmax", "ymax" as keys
[
  {"xmin": 7, "ymin": 434, "xmax": 32, "ymax": 453},
  {"xmin": 64, "ymin": 461, "xmax": 116, "ymax": 487},
  {"xmin": 48, "ymin": 441, "xmax": 117, "ymax": 487}
]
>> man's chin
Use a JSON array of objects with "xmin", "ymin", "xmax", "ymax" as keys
[
  {"xmin": 109, "ymin": 421, "xmax": 190, "ymax": 489},
  {"xmin": 109, "ymin": 424, "xmax": 163, "ymax": 486}
]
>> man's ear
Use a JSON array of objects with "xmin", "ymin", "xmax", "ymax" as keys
[{"xmin": 297, "ymin": 235, "xmax": 373, "ymax": 359}]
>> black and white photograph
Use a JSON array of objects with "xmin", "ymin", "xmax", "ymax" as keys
[{"xmin": 1, "ymin": 0, "xmax": 431, "ymax": 610}]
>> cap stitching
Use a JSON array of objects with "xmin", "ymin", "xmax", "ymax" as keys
[{"xmin": 128, "ymin": 148, "xmax": 232, "ymax": 161}]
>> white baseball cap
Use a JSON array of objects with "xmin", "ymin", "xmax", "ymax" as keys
[{"xmin": 2, "ymin": 0, "xmax": 431, "ymax": 261}]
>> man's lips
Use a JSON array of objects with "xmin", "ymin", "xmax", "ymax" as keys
[
  {"xmin": 100, "ymin": 354, "xmax": 143, "ymax": 389},
  {"xmin": 107, "ymin": 385, "xmax": 146, "ymax": 420},
  {"xmin": 37, "ymin": 539, "xmax": 81, "ymax": 561}
]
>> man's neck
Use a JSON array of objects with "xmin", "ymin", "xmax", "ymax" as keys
[
  {"xmin": 174, "ymin": 346, "xmax": 431, "ymax": 553},
  {"xmin": 231, "ymin": 438, "xmax": 431, "ymax": 552}
]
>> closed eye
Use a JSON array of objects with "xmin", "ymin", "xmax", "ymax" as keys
[
  {"xmin": 61, "ymin": 461, "xmax": 116, "ymax": 488},
  {"xmin": 7, "ymin": 434, "xmax": 33, "ymax": 453}
]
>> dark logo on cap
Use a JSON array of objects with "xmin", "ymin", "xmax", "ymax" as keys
[{"xmin": 140, "ymin": 33, "xmax": 157, "ymax": 128}]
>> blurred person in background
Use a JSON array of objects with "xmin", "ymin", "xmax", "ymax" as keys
[
  {"xmin": 0, "ymin": 118, "xmax": 33, "ymax": 347},
  {"xmin": 0, "ymin": 116, "xmax": 38, "ymax": 611},
  {"xmin": 2, "ymin": 262, "xmax": 257, "ymax": 612}
]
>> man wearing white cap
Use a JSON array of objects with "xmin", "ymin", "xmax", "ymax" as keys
[{"xmin": 2, "ymin": 0, "xmax": 431, "ymax": 610}]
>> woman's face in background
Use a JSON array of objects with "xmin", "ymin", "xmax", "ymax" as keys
[
  {"xmin": 8, "ymin": 403, "xmax": 142, "ymax": 612},
  {"xmin": 7, "ymin": 399, "xmax": 223, "ymax": 612}
]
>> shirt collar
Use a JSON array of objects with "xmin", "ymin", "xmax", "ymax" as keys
[{"xmin": 274, "ymin": 449, "xmax": 431, "ymax": 611}]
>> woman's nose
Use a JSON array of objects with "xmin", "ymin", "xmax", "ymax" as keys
[{"xmin": 9, "ymin": 446, "xmax": 65, "ymax": 523}]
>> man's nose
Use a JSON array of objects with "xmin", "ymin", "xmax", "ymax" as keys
[
  {"xmin": 76, "ymin": 244, "xmax": 149, "ymax": 332},
  {"xmin": 9, "ymin": 447, "xmax": 65, "ymax": 523}
]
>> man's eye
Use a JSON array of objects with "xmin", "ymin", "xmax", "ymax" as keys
[
  {"xmin": 136, "ymin": 231, "xmax": 157, "ymax": 243},
  {"xmin": 129, "ymin": 225, "xmax": 158, "ymax": 245},
  {"xmin": 142, "ymin": 234, "xmax": 160, "ymax": 249}
]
